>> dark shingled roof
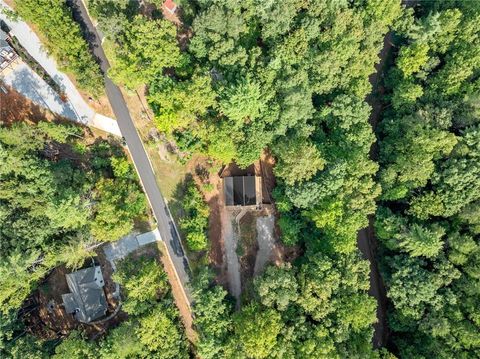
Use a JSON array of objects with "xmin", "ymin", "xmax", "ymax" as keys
[{"xmin": 61, "ymin": 266, "xmax": 107, "ymax": 323}]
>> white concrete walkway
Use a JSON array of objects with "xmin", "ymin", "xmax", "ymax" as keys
[
  {"xmin": 0, "ymin": 1, "xmax": 121, "ymax": 135},
  {"xmin": 222, "ymin": 209, "xmax": 242, "ymax": 307}
]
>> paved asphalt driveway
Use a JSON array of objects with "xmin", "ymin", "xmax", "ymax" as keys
[{"xmin": 70, "ymin": 0, "xmax": 192, "ymax": 299}]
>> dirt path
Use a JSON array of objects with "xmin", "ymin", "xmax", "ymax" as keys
[
  {"xmin": 357, "ymin": 32, "xmax": 393, "ymax": 349},
  {"xmin": 221, "ymin": 208, "xmax": 242, "ymax": 308},
  {"xmin": 254, "ymin": 215, "xmax": 275, "ymax": 275},
  {"xmin": 157, "ymin": 241, "xmax": 197, "ymax": 343}
]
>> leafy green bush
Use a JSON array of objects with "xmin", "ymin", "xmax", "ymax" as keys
[
  {"xmin": 112, "ymin": 256, "xmax": 168, "ymax": 315},
  {"xmin": 179, "ymin": 179, "xmax": 209, "ymax": 251}
]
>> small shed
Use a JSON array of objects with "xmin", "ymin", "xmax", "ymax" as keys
[
  {"xmin": 223, "ymin": 175, "xmax": 262, "ymax": 207},
  {"xmin": 61, "ymin": 266, "xmax": 107, "ymax": 323}
]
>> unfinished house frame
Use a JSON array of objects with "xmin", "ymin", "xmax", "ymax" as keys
[{"xmin": 223, "ymin": 175, "xmax": 262, "ymax": 209}]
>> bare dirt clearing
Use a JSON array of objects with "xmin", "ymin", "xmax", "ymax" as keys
[{"xmin": 0, "ymin": 85, "xmax": 57, "ymax": 124}]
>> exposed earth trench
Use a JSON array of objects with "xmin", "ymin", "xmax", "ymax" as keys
[{"xmin": 357, "ymin": 32, "xmax": 394, "ymax": 349}]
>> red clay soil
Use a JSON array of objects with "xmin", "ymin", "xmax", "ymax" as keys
[
  {"xmin": 161, "ymin": 1, "xmax": 182, "ymax": 26},
  {"xmin": 157, "ymin": 242, "xmax": 197, "ymax": 343},
  {"xmin": 23, "ymin": 267, "xmax": 78, "ymax": 339},
  {"xmin": 220, "ymin": 162, "xmax": 256, "ymax": 177},
  {"xmin": 0, "ymin": 86, "xmax": 53, "ymax": 124}
]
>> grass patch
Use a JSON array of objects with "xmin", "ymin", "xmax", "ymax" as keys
[{"xmin": 147, "ymin": 146, "xmax": 188, "ymax": 201}]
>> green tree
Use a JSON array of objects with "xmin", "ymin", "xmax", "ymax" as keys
[
  {"xmin": 189, "ymin": 4, "xmax": 250, "ymax": 67},
  {"xmin": 99, "ymin": 321, "xmax": 144, "ymax": 359},
  {"xmin": 53, "ymin": 331, "xmax": 95, "ymax": 359},
  {"xmin": 234, "ymin": 304, "xmax": 283, "ymax": 359},
  {"xmin": 149, "ymin": 74, "xmax": 216, "ymax": 134},
  {"xmin": 375, "ymin": 208, "xmax": 444, "ymax": 258},
  {"xmin": 219, "ymin": 78, "xmax": 268, "ymax": 125},
  {"xmin": 386, "ymin": 255, "xmax": 460, "ymax": 323},
  {"xmin": 273, "ymin": 136, "xmax": 325, "ymax": 186},
  {"xmin": 91, "ymin": 176, "xmax": 146, "ymax": 242},
  {"xmin": 112, "ymin": 256, "xmax": 168, "ymax": 315},
  {"xmin": 8, "ymin": 335, "xmax": 47, "ymax": 359},
  {"xmin": 379, "ymin": 110, "xmax": 457, "ymax": 200},
  {"xmin": 396, "ymin": 42, "xmax": 430, "ymax": 77},
  {"xmin": 136, "ymin": 308, "xmax": 188, "ymax": 359},
  {"xmin": 109, "ymin": 15, "xmax": 183, "ymax": 88},
  {"xmin": 254, "ymin": 264, "xmax": 298, "ymax": 311},
  {"xmin": 191, "ymin": 269, "xmax": 233, "ymax": 359},
  {"xmin": 179, "ymin": 179, "xmax": 210, "ymax": 251}
]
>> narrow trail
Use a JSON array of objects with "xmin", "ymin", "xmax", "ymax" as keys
[
  {"xmin": 357, "ymin": 32, "xmax": 393, "ymax": 349},
  {"xmin": 221, "ymin": 209, "xmax": 242, "ymax": 308}
]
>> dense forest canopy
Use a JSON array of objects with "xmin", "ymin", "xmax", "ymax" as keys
[
  {"xmin": 90, "ymin": 0, "xmax": 401, "ymax": 253},
  {"xmin": 89, "ymin": 0, "xmax": 400, "ymax": 358},
  {"xmin": 375, "ymin": 1, "xmax": 480, "ymax": 357},
  {"xmin": 3, "ymin": 0, "xmax": 480, "ymax": 358},
  {"xmin": 0, "ymin": 120, "xmax": 146, "ymax": 355}
]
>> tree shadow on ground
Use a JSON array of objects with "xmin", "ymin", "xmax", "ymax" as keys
[{"xmin": 0, "ymin": 86, "xmax": 48, "ymax": 125}]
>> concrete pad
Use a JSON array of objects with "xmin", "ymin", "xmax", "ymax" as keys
[
  {"xmin": 92, "ymin": 113, "xmax": 121, "ymax": 136},
  {"xmin": 103, "ymin": 234, "xmax": 139, "ymax": 262},
  {"xmin": 137, "ymin": 228, "xmax": 161, "ymax": 246},
  {"xmin": 2, "ymin": 62, "xmax": 79, "ymax": 121},
  {"xmin": 254, "ymin": 215, "xmax": 276, "ymax": 275},
  {"xmin": 103, "ymin": 229, "xmax": 163, "ymax": 265}
]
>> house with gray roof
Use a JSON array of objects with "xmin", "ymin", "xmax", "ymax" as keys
[{"xmin": 61, "ymin": 266, "xmax": 108, "ymax": 323}]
